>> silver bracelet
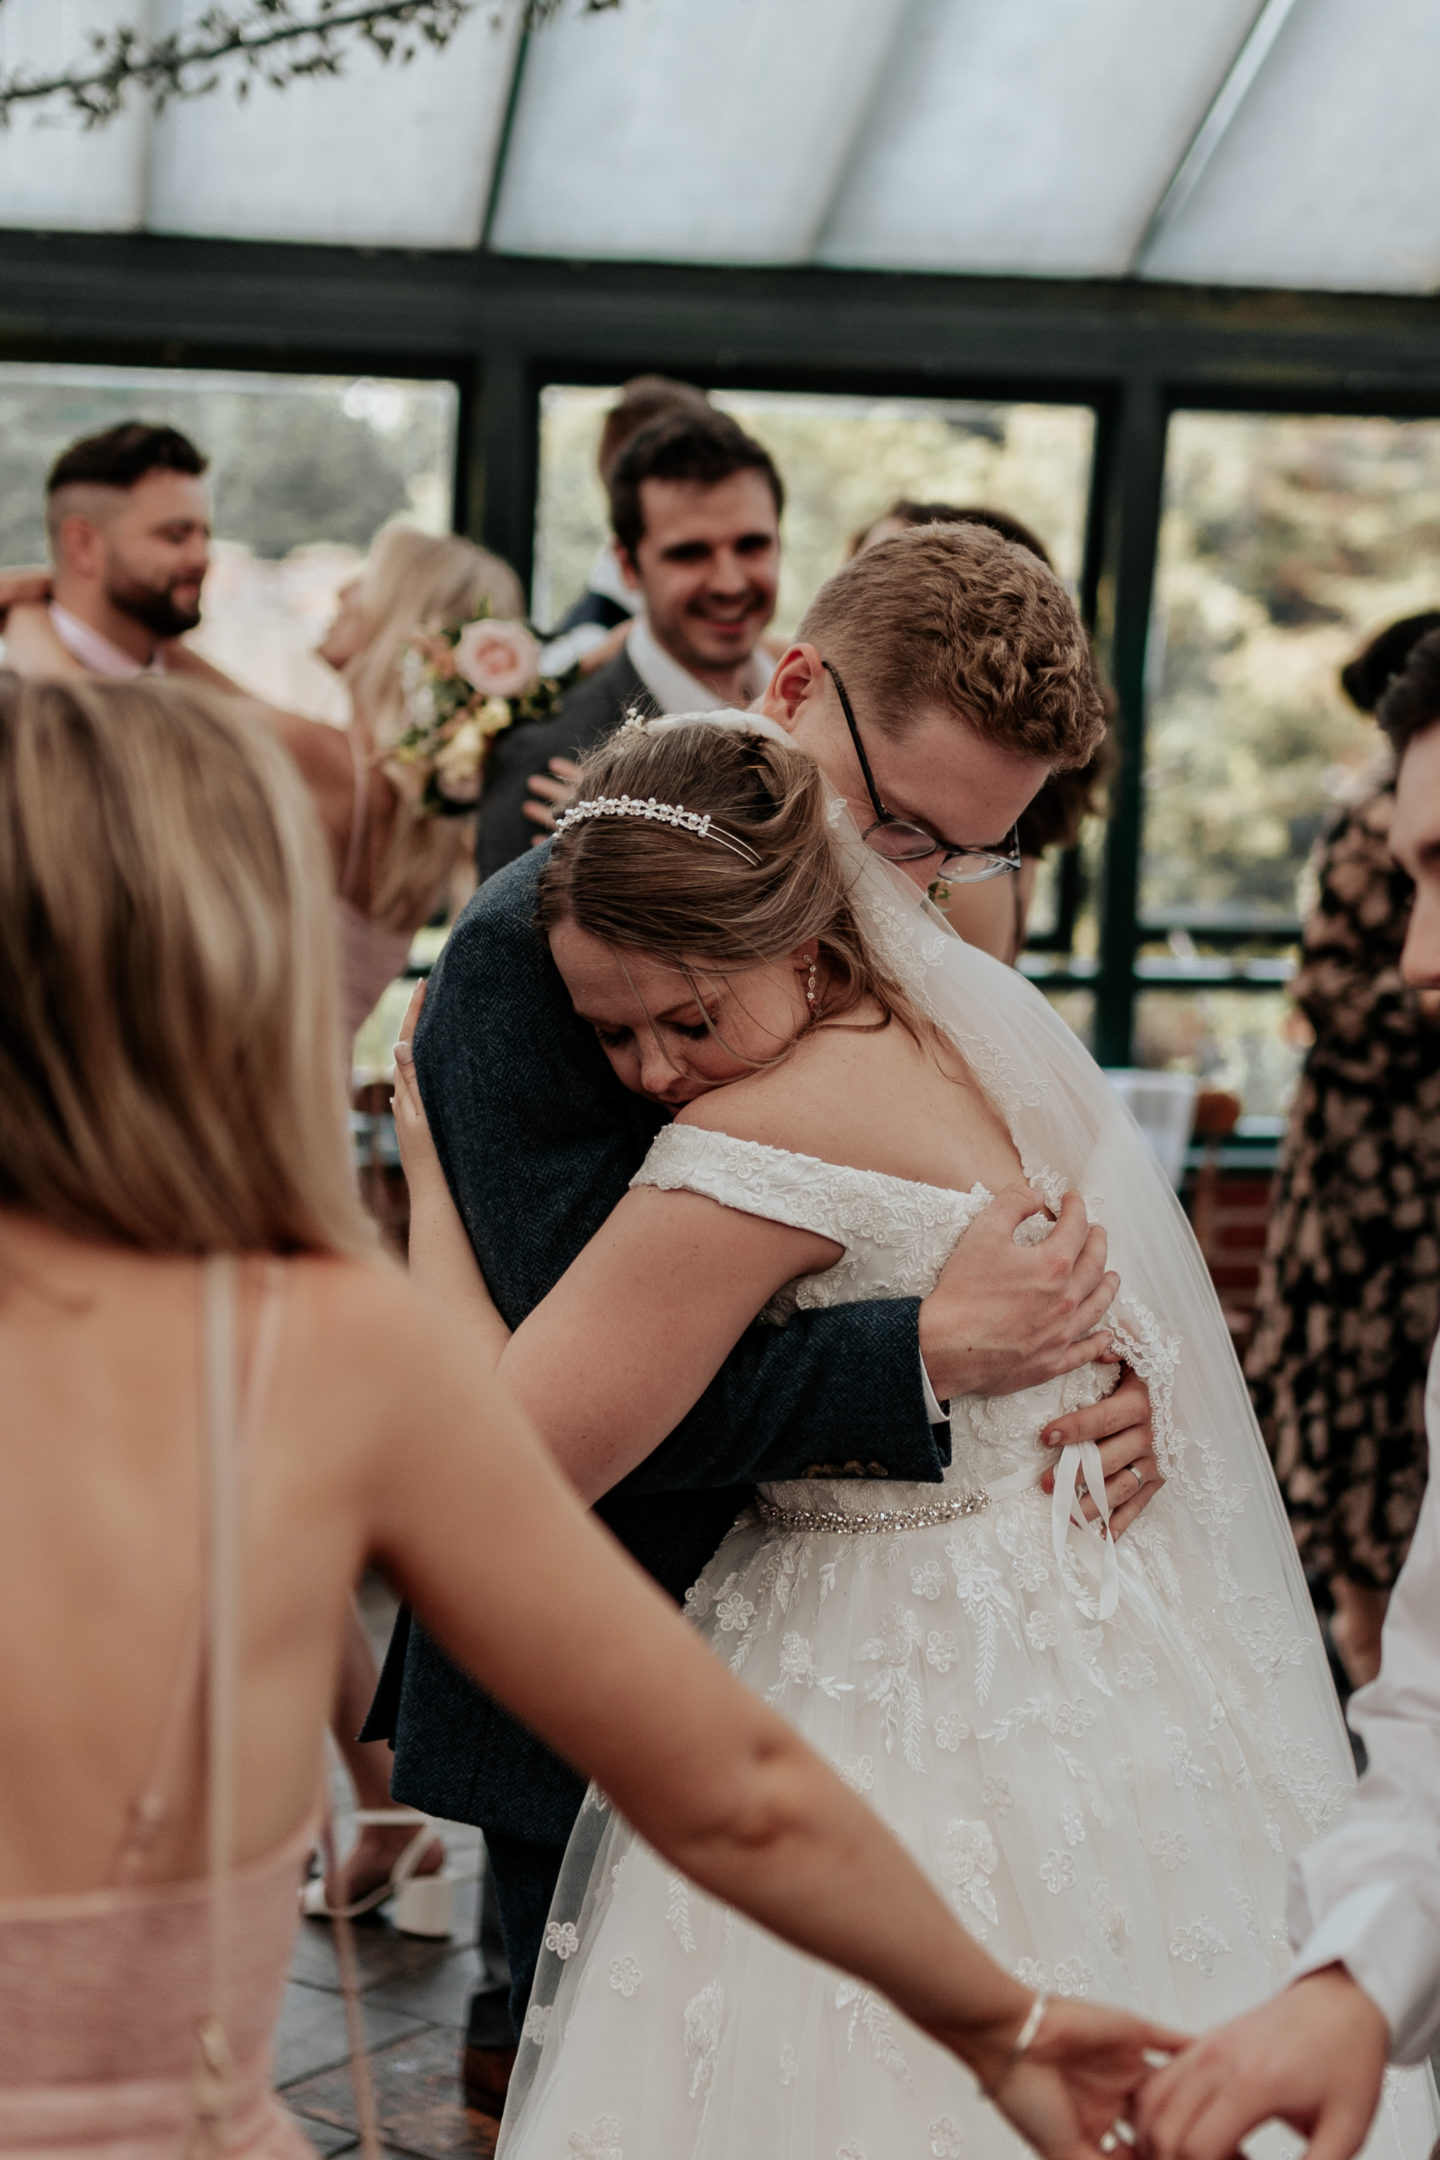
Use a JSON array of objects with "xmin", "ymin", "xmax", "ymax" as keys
[
  {"xmin": 980, "ymin": 1991, "xmax": 1048, "ymax": 2096},
  {"xmin": 1012, "ymin": 1992, "xmax": 1048, "ymax": 2057}
]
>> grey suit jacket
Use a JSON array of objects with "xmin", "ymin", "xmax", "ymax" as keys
[{"xmin": 376, "ymin": 846, "xmax": 952, "ymax": 1843}]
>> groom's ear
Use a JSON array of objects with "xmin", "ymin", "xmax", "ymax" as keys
[
  {"xmin": 760, "ymin": 642, "xmax": 825, "ymax": 731},
  {"xmin": 54, "ymin": 511, "xmax": 107, "ymax": 581}
]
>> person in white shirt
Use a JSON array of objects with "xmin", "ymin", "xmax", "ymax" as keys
[
  {"xmin": 1135, "ymin": 626, "xmax": 1440, "ymax": 2160},
  {"xmin": 477, "ymin": 404, "xmax": 781, "ymax": 880}
]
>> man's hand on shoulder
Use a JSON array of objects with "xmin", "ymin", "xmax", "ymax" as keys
[
  {"xmin": 1134, "ymin": 1969, "xmax": 1389, "ymax": 2160},
  {"xmin": 918, "ymin": 1187, "xmax": 1116, "ymax": 1401}
]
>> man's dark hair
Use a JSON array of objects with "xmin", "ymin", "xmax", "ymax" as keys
[
  {"xmin": 597, "ymin": 376, "xmax": 712, "ymax": 485},
  {"xmin": 46, "ymin": 421, "xmax": 208, "ymax": 499},
  {"xmin": 861, "ymin": 498, "xmax": 1054, "ymax": 570},
  {"xmin": 607, "ymin": 408, "xmax": 783, "ymax": 559},
  {"xmin": 1340, "ymin": 611, "xmax": 1440, "ymax": 714},
  {"xmin": 1378, "ymin": 627, "xmax": 1440, "ymax": 758}
]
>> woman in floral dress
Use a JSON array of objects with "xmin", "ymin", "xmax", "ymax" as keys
[{"xmin": 1248, "ymin": 614, "xmax": 1440, "ymax": 1687}]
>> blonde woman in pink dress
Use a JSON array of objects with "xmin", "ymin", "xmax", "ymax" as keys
[{"xmin": 0, "ymin": 671, "xmax": 1176, "ymax": 2160}]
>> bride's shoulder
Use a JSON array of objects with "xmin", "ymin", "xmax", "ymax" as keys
[{"xmin": 674, "ymin": 1018, "xmax": 918, "ymax": 1165}]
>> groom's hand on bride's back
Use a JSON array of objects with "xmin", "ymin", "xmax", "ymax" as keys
[
  {"xmin": 918, "ymin": 1187, "xmax": 1164, "ymax": 1537},
  {"xmin": 918, "ymin": 1186, "xmax": 1116, "ymax": 1400}
]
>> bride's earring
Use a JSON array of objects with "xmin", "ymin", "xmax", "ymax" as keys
[{"xmin": 805, "ymin": 955, "xmax": 819, "ymax": 1013}]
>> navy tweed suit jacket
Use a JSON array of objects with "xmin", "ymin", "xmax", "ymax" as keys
[{"xmin": 377, "ymin": 845, "xmax": 952, "ymax": 1845}]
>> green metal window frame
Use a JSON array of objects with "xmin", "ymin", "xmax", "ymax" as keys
[{"xmin": 6, "ymin": 230, "xmax": 1440, "ymax": 1065}]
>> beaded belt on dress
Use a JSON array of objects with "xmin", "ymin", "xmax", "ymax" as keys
[{"xmin": 754, "ymin": 1488, "xmax": 990, "ymax": 1536}]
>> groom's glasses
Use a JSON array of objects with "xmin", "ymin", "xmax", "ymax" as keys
[{"xmin": 822, "ymin": 662, "xmax": 1021, "ymax": 885}]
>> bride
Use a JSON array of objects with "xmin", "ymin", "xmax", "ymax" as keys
[{"xmin": 397, "ymin": 712, "xmax": 1439, "ymax": 2159}]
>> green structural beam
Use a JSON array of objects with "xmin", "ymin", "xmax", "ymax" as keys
[{"xmin": 6, "ymin": 235, "xmax": 1440, "ymax": 1063}]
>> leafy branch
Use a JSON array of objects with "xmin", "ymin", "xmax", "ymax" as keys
[{"xmin": 0, "ymin": 0, "xmax": 622, "ymax": 128}]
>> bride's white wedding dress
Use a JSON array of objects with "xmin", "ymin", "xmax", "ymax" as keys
[{"xmin": 500, "ymin": 1122, "xmax": 1437, "ymax": 2160}]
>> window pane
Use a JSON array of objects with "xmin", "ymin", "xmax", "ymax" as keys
[
  {"xmin": 1144, "ymin": 409, "xmax": 1440, "ymax": 928},
  {"xmin": 0, "ymin": 363, "xmax": 457, "ymax": 713},
  {"xmin": 1133, "ymin": 988, "xmax": 1302, "ymax": 1122},
  {"xmin": 534, "ymin": 384, "xmax": 1094, "ymax": 639}
]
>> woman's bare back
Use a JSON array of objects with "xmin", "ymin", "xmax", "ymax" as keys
[{"xmin": 0, "ymin": 1225, "xmax": 388, "ymax": 1894}]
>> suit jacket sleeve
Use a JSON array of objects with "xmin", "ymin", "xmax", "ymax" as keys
[
  {"xmin": 1287, "ymin": 1344, "xmax": 1440, "ymax": 2063},
  {"xmin": 414, "ymin": 850, "xmax": 949, "ymax": 1492}
]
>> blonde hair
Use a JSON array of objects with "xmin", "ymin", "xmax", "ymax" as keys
[
  {"xmin": 798, "ymin": 524, "xmax": 1105, "ymax": 769},
  {"xmin": 0, "ymin": 673, "xmax": 374, "ymax": 1255},
  {"xmin": 538, "ymin": 721, "xmax": 930, "ymax": 1052},
  {"xmin": 347, "ymin": 523, "xmax": 527, "ymax": 930}
]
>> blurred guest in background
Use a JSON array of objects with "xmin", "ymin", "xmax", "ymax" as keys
[
  {"xmin": 6, "ymin": 467, "xmax": 524, "ymax": 1040},
  {"xmin": 1247, "ymin": 611, "xmax": 1440, "ymax": 1689},
  {"xmin": 538, "ymin": 373, "xmax": 713, "ymax": 678},
  {"xmin": 852, "ymin": 499, "xmax": 1112, "ymax": 965},
  {"xmin": 8, "ymin": 421, "xmax": 211, "ymax": 677},
  {"xmin": 480, "ymin": 405, "xmax": 783, "ymax": 879}
]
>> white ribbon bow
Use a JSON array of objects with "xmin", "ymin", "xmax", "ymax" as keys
[{"xmin": 1050, "ymin": 1440, "xmax": 1120, "ymax": 1622}]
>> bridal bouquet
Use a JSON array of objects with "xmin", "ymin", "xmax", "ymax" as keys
[{"xmin": 393, "ymin": 605, "xmax": 567, "ymax": 815}]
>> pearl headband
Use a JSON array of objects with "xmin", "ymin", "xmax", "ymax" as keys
[{"xmin": 552, "ymin": 792, "xmax": 760, "ymax": 864}]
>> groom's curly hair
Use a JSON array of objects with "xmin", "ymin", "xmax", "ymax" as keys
[{"xmin": 797, "ymin": 525, "xmax": 1105, "ymax": 768}]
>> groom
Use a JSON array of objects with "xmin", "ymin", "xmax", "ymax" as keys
[{"xmin": 372, "ymin": 523, "xmax": 1164, "ymax": 2082}]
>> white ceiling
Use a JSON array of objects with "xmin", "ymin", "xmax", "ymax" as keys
[{"xmin": 1, "ymin": 0, "xmax": 1435, "ymax": 296}]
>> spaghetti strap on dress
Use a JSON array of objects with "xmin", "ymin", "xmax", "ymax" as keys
[{"xmin": 0, "ymin": 1257, "xmax": 320, "ymax": 2160}]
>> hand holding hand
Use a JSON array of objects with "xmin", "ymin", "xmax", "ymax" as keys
[
  {"xmin": 1134, "ymin": 1970, "xmax": 1388, "ymax": 2160},
  {"xmin": 919, "ymin": 1186, "xmax": 1118, "ymax": 1400},
  {"xmin": 524, "ymin": 754, "xmax": 582, "ymax": 837},
  {"xmin": 959, "ymin": 1996, "xmax": 1184, "ymax": 2160},
  {"xmin": 1040, "ymin": 1367, "xmax": 1162, "ymax": 1539}
]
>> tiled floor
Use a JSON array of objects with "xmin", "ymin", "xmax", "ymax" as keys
[
  {"xmin": 281, "ymin": 1816, "xmax": 491, "ymax": 2159},
  {"xmin": 281, "ymin": 1581, "xmax": 494, "ymax": 2160}
]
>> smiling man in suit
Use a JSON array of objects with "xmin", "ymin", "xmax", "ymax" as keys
[{"xmin": 477, "ymin": 405, "xmax": 783, "ymax": 881}]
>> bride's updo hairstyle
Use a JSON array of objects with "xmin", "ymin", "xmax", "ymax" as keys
[
  {"xmin": 537, "ymin": 717, "xmax": 927, "ymax": 1051},
  {"xmin": 0, "ymin": 672, "xmax": 372, "ymax": 1254}
]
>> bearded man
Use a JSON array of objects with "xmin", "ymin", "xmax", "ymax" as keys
[{"xmin": 29, "ymin": 423, "xmax": 211, "ymax": 678}]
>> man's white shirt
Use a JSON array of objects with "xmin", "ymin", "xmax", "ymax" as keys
[
  {"xmin": 49, "ymin": 604, "xmax": 163, "ymax": 679},
  {"xmin": 1288, "ymin": 1333, "xmax": 1440, "ymax": 2062},
  {"xmin": 626, "ymin": 616, "xmax": 773, "ymax": 715}
]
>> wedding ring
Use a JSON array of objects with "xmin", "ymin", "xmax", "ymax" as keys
[{"xmin": 1128, "ymin": 1465, "xmax": 1145, "ymax": 1492}]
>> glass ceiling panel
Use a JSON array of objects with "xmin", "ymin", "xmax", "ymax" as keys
[
  {"xmin": 1, "ymin": 0, "xmax": 1437, "ymax": 293},
  {"xmin": 0, "ymin": 1, "xmax": 147, "ymax": 231},
  {"xmin": 820, "ymin": 0, "xmax": 1260, "ymax": 278},
  {"xmin": 490, "ymin": 0, "xmax": 913, "ymax": 263},
  {"xmin": 0, "ymin": 0, "xmax": 521, "ymax": 249},
  {"xmin": 1145, "ymin": 0, "xmax": 1440, "ymax": 292},
  {"xmin": 150, "ymin": 0, "xmax": 521, "ymax": 248}
]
